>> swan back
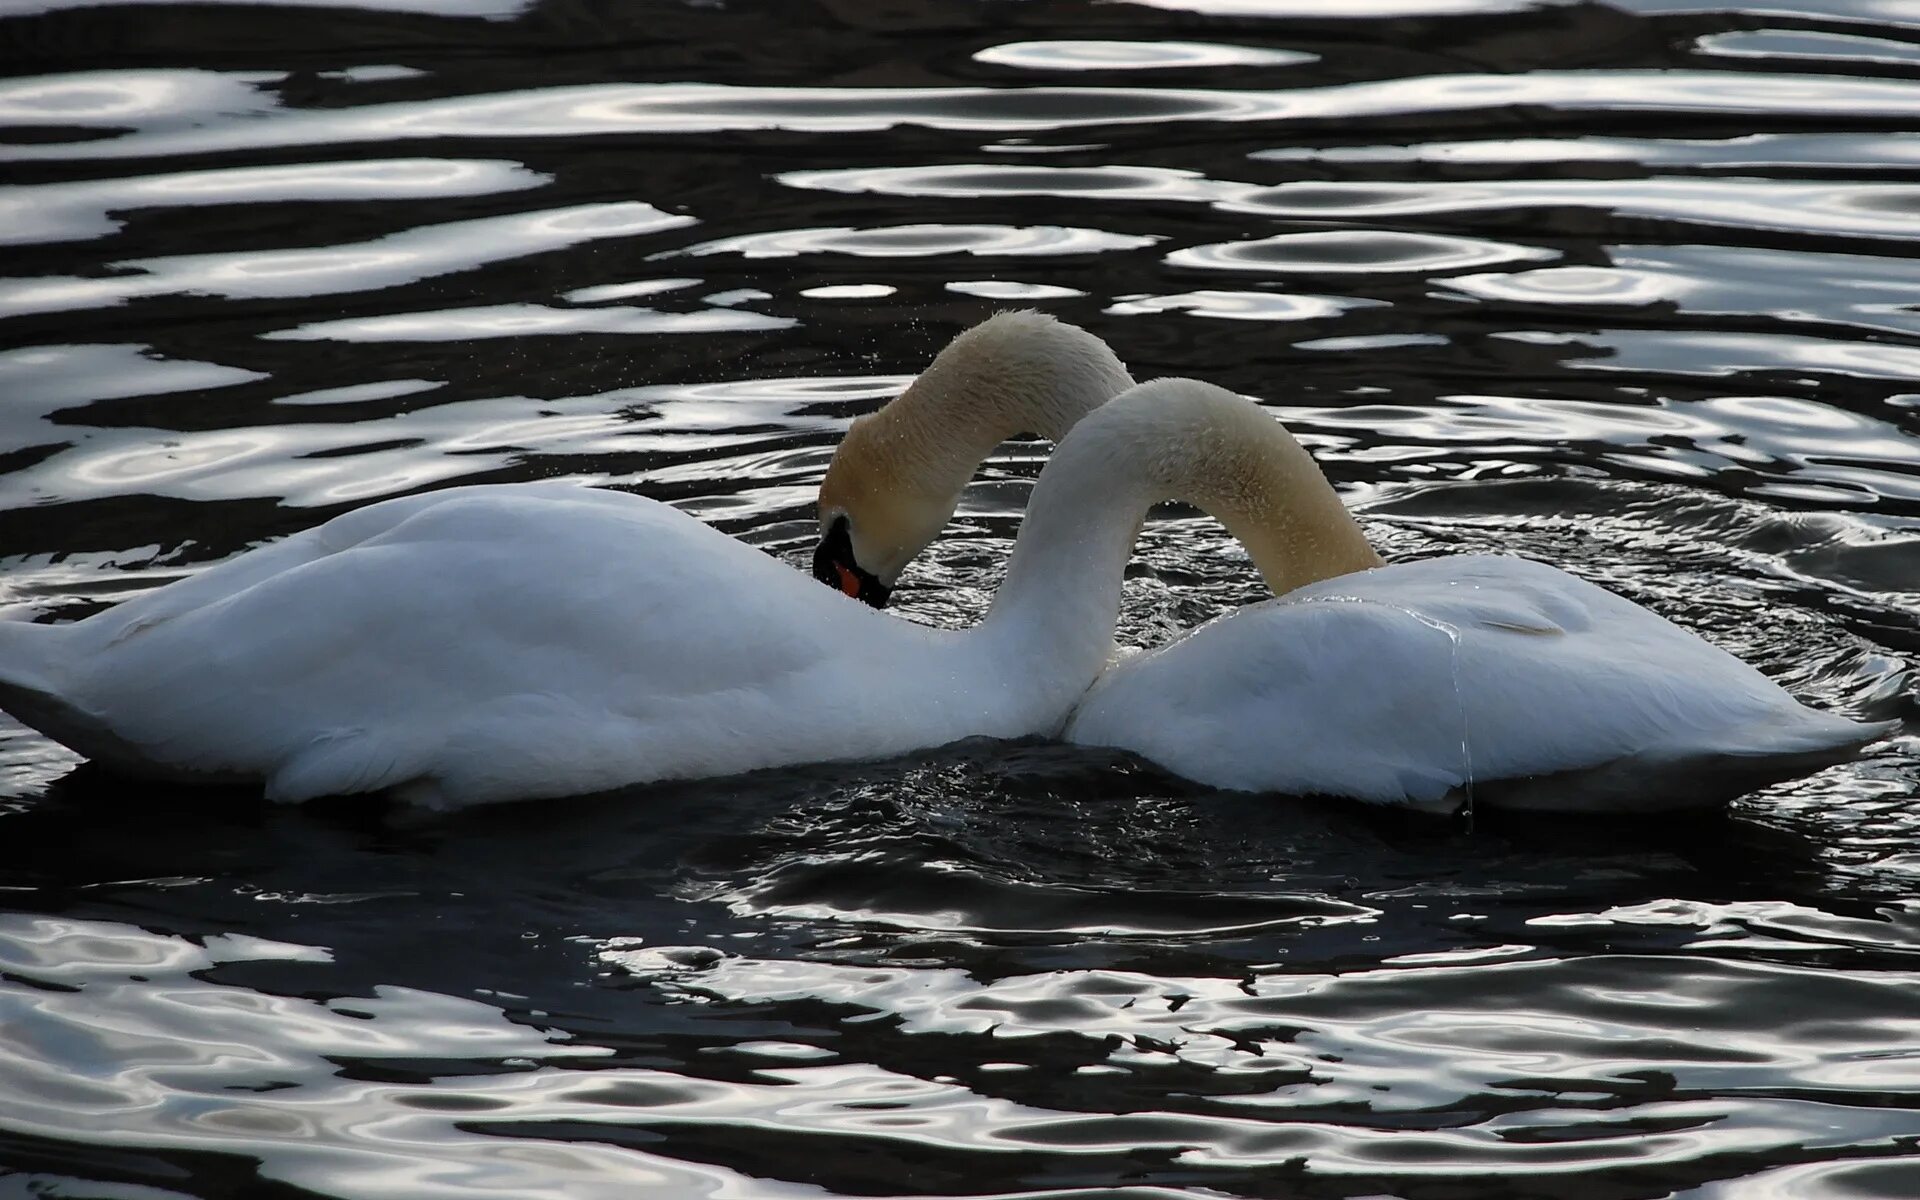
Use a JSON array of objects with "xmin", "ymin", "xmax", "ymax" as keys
[
  {"xmin": 24, "ymin": 485, "xmax": 1004, "ymax": 805},
  {"xmin": 817, "ymin": 311, "xmax": 1132, "ymax": 588},
  {"xmin": 1068, "ymin": 554, "xmax": 1893, "ymax": 811}
]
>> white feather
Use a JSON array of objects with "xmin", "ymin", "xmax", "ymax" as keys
[{"xmin": 1068, "ymin": 554, "xmax": 1896, "ymax": 812}]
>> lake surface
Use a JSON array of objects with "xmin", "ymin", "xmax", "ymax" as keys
[{"xmin": 2, "ymin": 0, "xmax": 1919, "ymax": 1195}]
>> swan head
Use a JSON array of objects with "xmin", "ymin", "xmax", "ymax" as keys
[
  {"xmin": 812, "ymin": 409, "xmax": 954, "ymax": 606},
  {"xmin": 812, "ymin": 311, "xmax": 1133, "ymax": 607}
]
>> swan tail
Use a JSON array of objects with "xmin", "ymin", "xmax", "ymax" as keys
[
  {"xmin": 0, "ymin": 620, "xmax": 105, "ymax": 756},
  {"xmin": 0, "ymin": 619, "xmax": 255, "ymax": 782},
  {"xmin": 0, "ymin": 618, "xmax": 61, "ymax": 698},
  {"xmin": 0, "ymin": 619, "xmax": 170, "ymax": 777},
  {"xmin": 1728, "ymin": 712, "xmax": 1900, "ymax": 759},
  {"xmin": 1487, "ymin": 711, "xmax": 1899, "ymax": 815}
]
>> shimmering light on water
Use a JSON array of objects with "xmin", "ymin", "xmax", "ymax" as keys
[{"xmin": 0, "ymin": 0, "xmax": 1916, "ymax": 1197}]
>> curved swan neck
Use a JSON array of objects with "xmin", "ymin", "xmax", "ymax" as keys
[
  {"xmin": 861, "ymin": 311, "xmax": 1134, "ymax": 495},
  {"xmin": 985, "ymin": 378, "xmax": 1381, "ymax": 659},
  {"xmin": 1171, "ymin": 393, "xmax": 1383, "ymax": 595},
  {"xmin": 817, "ymin": 311, "xmax": 1133, "ymax": 587}
]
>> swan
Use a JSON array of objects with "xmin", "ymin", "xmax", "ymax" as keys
[
  {"xmin": 814, "ymin": 342, "xmax": 1897, "ymax": 813},
  {"xmin": 0, "ymin": 317, "xmax": 1274, "ymax": 811}
]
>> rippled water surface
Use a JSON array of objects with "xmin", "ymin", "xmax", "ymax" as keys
[{"xmin": 4, "ymin": 0, "xmax": 1920, "ymax": 1195}]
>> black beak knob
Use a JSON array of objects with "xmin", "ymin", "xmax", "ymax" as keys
[{"xmin": 813, "ymin": 516, "xmax": 893, "ymax": 609}]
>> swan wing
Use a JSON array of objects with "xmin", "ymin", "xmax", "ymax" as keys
[
  {"xmin": 1069, "ymin": 555, "xmax": 1887, "ymax": 810},
  {"xmin": 46, "ymin": 486, "xmax": 882, "ymax": 804},
  {"xmin": 61, "ymin": 484, "xmax": 642, "ymax": 653}
]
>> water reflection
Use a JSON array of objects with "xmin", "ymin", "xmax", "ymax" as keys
[
  {"xmin": 782, "ymin": 163, "xmax": 1222, "ymax": 204},
  {"xmin": 264, "ymin": 303, "xmax": 793, "ymax": 342},
  {"xmin": 1451, "ymin": 243, "xmax": 1920, "ymax": 339},
  {"xmin": 662, "ymin": 223, "xmax": 1159, "ymax": 260},
  {"xmin": 975, "ymin": 40, "xmax": 1318, "ymax": 72},
  {"xmin": 18, "ymin": 70, "xmax": 1920, "ymax": 162},
  {"xmin": 947, "ymin": 280, "xmax": 1087, "ymax": 300},
  {"xmin": 0, "ymin": 67, "xmax": 280, "ymax": 126},
  {"xmin": 0, "ymin": 202, "xmax": 693, "ymax": 318},
  {"xmin": 1228, "ymin": 178, "xmax": 1920, "ymax": 242},
  {"xmin": 1255, "ymin": 131, "xmax": 1920, "ymax": 168},
  {"xmin": 1698, "ymin": 28, "xmax": 1920, "ymax": 66},
  {"xmin": 1106, "ymin": 290, "xmax": 1376, "ymax": 320},
  {"xmin": 0, "ymin": 343, "xmax": 266, "ymax": 409},
  {"xmin": 1168, "ymin": 230, "xmax": 1556, "ymax": 274},
  {"xmin": 2, "ymin": 159, "xmax": 546, "ymax": 247},
  {"xmin": 1, "ymin": 0, "xmax": 1918, "ymax": 1195}
]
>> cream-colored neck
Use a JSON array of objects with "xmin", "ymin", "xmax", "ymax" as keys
[
  {"xmin": 870, "ymin": 310, "xmax": 1135, "ymax": 498},
  {"xmin": 984, "ymin": 377, "xmax": 1380, "ymax": 675},
  {"xmin": 1175, "ymin": 399, "xmax": 1383, "ymax": 595},
  {"xmin": 869, "ymin": 318, "xmax": 1375, "ymax": 595}
]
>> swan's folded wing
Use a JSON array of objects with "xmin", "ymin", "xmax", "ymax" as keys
[
  {"xmin": 1068, "ymin": 558, "xmax": 1883, "ymax": 809},
  {"xmin": 72, "ymin": 483, "xmax": 634, "ymax": 655},
  {"xmin": 56, "ymin": 490, "xmax": 850, "ymax": 800},
  {"xmin": 1487, "ymin": 708, "xmax": 1898, "ymax": 812},
  {"xmin": 1068, "ymin": 599, "xmax": 1502, "ymax": 806}
]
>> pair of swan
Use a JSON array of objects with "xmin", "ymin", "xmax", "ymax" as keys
[{"xmin": 0, "ymin": 314, "xmax": 1893, "ymax": 810}]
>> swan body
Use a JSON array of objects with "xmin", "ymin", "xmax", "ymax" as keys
[
  {"xmin": 813, "ymin": 340, "xmax": 1896, "ymax": 812},
  {"xmin": 1066, "ymin": 554, "xmax": 1895, "ymax": 813},
  {"xmin": 1, "ymin": 484, "xmax": 964, "ymax": 806},
  {"xmin": 0, "ymin": 335, "xmax": 1277, "ymax": 809}
]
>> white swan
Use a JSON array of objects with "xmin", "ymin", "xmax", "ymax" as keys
[
  {"xmin": 0, "ymin": 317, "xmax": 1265, "ymax": 810},
  {"xmin": 814, "ymin": 340, "xmax": 1897, "ymax": 813},
  {"xmin": 1067, "ymin": 545, "xmax": 1897, "ymax": 812}
]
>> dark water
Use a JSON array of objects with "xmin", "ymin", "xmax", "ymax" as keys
[{"xmin": 3, "ymin": 0, "xmax": 1920, "ymax": 1195}]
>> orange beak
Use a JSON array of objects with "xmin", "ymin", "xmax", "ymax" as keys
[{"xmin": 834, "ymin": 562, "xmax": 862, "ymax": 598}]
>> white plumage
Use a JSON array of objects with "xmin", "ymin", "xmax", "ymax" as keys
[
  {"xmin": 0, "ymin": 303, "xmax": 1893, "ymax": 814},
  {"xmin": 2, "ymin": 484, "xmax": 965, "ymax": 807},
  {"xmin": 1067, "ymin": 554, "xmax": 1896, "ymax": 812}
]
